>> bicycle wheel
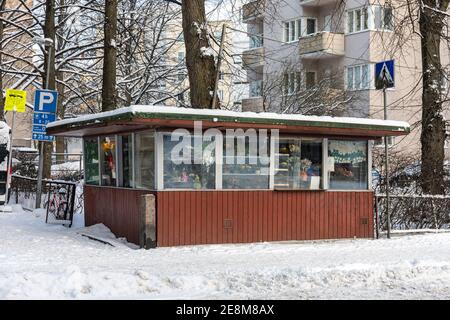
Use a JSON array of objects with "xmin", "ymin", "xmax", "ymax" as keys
[
  {"xmin": 57, "ymin": 202, "xmax": 69, "ymax": 220},
  {"xmin": 48, "ymin": 199, "xmax": 57, "ymax": 218}
]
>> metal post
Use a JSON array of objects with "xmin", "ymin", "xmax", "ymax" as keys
[
  {"xmin": 35, "ymin": 41, "xmax": 53, "ymax": 209},
  {"xmin": 4, "ymin": 109, "xmax": 16, "ymax": 206},
  {"xmin": 212, "ymin": 24, "xmax": 227, "ymax": 109},
  {"xmin": 383, "ymin": 84, "xmax": 391, "ymax": 239}
]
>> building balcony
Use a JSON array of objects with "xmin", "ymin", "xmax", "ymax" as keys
[
  {"xmin": 298, "ymin": 32, "xmax": 344, "ymax": 59},
  {"xmin": 242, "ymin": 0, "xmax": 264, "ymax": 22},
  {"xmin": 299, "ymin": 0, "xmax": 337, "ymax": 7},
  {"xmin": 241, "ymin": 96, "xmax": 264, "ymax": 112},
  {"xmin": 242, "ymin": 47, "xmax": 265, "ymax": 68}
]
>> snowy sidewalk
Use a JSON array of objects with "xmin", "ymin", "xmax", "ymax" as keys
[{"xmin": 0, "ymin": 206, "xmax": 449, "ymax": 299}]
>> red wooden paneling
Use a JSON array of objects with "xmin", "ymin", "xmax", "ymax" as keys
[
  {"xmin": 84, "ymin": 186, "xmax": 153, "ymax": 245},
  {"xmin": 156, "ymin": 190, "xmax": 374, "ymax": 247}
]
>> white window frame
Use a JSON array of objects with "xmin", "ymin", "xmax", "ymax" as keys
[
  {"xmin": 271, "ymin": 136, "xmax": 328, "ymax": 191},
  {"xmin": 346, "ymin": 5, "xmax": 394, "ymax": 34},
  {"xmin": 346, "ymin": 64, "xmax": 373, "ymax": 91},
  {"xmin": 283, "ymin": 17, "xmax": 317, "ymax": 43}
]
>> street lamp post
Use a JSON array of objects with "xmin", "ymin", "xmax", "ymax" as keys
[{"xmin": 33, "ymin": 37, "xmax": 53, "ymax": 209}]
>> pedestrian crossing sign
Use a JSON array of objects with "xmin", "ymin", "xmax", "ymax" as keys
[{"xmin": 375, "ymin": 60, "xmax": 395, "ymax": 90}]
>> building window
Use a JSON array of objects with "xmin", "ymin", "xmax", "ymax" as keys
[
  {"xmin": 274, "ymin": 138, "xmax": 322, "ymax": 190},
  {"xmin": 283, "ymin": 72, "xmax": 301, "ymax": 95},
  {"xmin": 100, "ymin": 136, "xmax": 117, "ymax": 186},
  {"xmin": 84, "ymin": 138, "xmax": 100, "ymax": 185},
  {"xmin": 134, "ymin": 132, "xmax": 155, "ymax": 190},
  {"xmin": 374, "ymin": 6, "xmax": 393, "ymax": 31},
  {"xmin": 305, "ymin": 71, "xmax": 316, "ymax": 89},
  {"xmin": 374, "ymin": 136, "xmax": 394, "ymax": 147},
  {"xmin": 283, "ymin": 17, "xmax": 317, "ymax": 43},
  {"xmin": 223, "ymin": 134, "xmax": 270, "ymax": 189},
  {"xmin": 249, "ymin": 80, "xmax": 263, "ymax": 97},
  {"xmin": 347, "ymin": 7, "xmax": 368, "ymax": 33},
  {"xmin": 249, "ymin": 34, "xmax": 263, "ymax": 49},
  {"xmin": 177, "ymin": 51, "xmax": 185, "ymax": 64},
  {"xmin": 306, "ymin": 18, "xmax": 316, "ymax": 35},
  {"xmin": 120, "ymin": 134, "xmax": 133, "ymax": 188},
  {"xmin": 163, "ymin": 134, "xmax": 216, "ymax": 190},
  {"xmin": 328, "ymin": 140, "xmax": 368, "ymax": 190},
  {"xmin": 347, "ymin": 6, "xmax": 393, "ymax": 34},
  {"xmin": 346, "ymin": 64, "xmax": 371, "ymax": 90}
]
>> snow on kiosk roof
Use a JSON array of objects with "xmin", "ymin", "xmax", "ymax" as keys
[{"xmin": 47, "ymin": 105, "xmax": 410, "ymax": 138}]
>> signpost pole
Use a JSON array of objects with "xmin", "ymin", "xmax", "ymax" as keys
[
  {"xmin": 35, "ymin": 42, "xmax": 53, "ymax": 209},
  {"xmin": 383, "ymin": 83, "xmax": 391, "ymax": 239},
  {"xmin": 4, "ymin": 108, "xmax": 16, "ymax": 207}
]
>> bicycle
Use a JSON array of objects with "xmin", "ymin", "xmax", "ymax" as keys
[{"xmin": 45, "ymin": 185, "xmax": 69, "ymax": 220}]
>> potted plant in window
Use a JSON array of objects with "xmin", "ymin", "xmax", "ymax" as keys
[{"xmin": 300, "ymin": 158, "xmax": 312, "ymax": 182}]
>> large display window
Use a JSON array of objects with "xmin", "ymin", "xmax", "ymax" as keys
[
  {"xmin": 100, "ymin": 136, "xmax": 117, "ymax": 186},
  {"xmin": 162, "ymin": 134, "xmax": 216, "ymax": 190},
  {"xmin": 84, "ymin": 138, "xmax": 100, "ymax": 185},
  {"xmin": 222, "ymin": 135, "xmax": 270, "ymax": 189},
  {"xmin": 328, "ymin": 140, "xmax": 368, "ymax": 190},
  {"xmin": 274, "ymin": 138, "xmax": 322, "ymax": 190}
]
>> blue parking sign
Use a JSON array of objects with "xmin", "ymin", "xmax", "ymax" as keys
[
  {"xmin": 32, "ymin": 89, "xmax": 58, "ymax": 141},
  {"xmin": 34, "ymin": 90, "xmax": 58, "ymax": 113}
]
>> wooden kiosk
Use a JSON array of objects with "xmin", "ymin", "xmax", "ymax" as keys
[{"xmin": 47, "ymin": 106, "xmax": 410, "ymax": 248}]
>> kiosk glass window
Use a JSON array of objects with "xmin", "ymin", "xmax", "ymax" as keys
[
  {"xmin": 328, "ymin": 140, "xmax": 368, "ymax": 190},
  {"xmin": 274, "ymin": 138, "xmax": 322, "ymax": 190},
  {"xmin": 121, "ymin": 134, "xmax": 133, "ymax": 188},
  {"xmin": 163, "ymin": 134, "xmax": 216, "ymax": 190},
  {"xmin": 100, "ymin": 136, "xmax": 117, "ymax": 186},
  {"xmin": 84, "ymin": 138, "xmax": 100, "ymax": 185},
  {"xmin": 135, "ymin": 132, "xmax": 155, "ymax": 190},
  {"xmin": 222, "ymin": 135, "xmax": 270, "ymax": 189}
]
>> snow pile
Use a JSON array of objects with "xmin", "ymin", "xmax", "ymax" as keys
[{"xmin": 0, "ymin": 206, "xmax": 449, "ymax": 299}]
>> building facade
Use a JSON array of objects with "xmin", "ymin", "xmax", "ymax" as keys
[{"xmin": 241, "ymin": 0, "xmax": 450, "ymax": 159}]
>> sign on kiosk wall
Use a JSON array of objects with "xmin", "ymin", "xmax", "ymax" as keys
[{"xmin": 32, "ymin": 90, "xmax": 58, "ymax": 142}]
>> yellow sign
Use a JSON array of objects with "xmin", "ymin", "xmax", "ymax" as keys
[{"xmin": 5, "ymin": 89, "xmax": 27, "ymax": 113}]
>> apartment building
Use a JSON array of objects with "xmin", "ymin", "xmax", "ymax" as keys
[
  {"xmin": 2, "ymin": 0, "xmax": 34, "ymax": 148},
  {"xmin": 241, "ymin": 0, "xmax": 450, "ymax": 159}
]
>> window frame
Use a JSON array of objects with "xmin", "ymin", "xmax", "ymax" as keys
[
  {"xmin": 83, "ymin": 132, "xmax": 371, "ymax": 192},
  {"xmin": 283, "ymin": 17, "xmax": 318, "ymax": 43},
  {"xmin": 346, "ymin": 64, "xmax": 373, "ymax": 91},
  {"xmin": 346, "ymin": 5, "xmax": 393, "ymax": 35},
  {"xmin": 327, "ymin": 139, "xmax": 370, "ymax": 191},
  {"xmin": 273, "ymin": 136, "xmax": 324, "ymax": 190}
]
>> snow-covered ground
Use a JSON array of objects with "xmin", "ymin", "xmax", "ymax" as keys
[{"xmin": 1, "ymin": 205, "xmax": 449, "ymax": 300}]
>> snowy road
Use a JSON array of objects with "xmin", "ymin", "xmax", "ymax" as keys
[{"xmin": 1, "ymin": 206, "xmax": 449, "ymax": 299}]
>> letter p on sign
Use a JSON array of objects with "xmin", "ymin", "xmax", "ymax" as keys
[{"xmin": 34, "ymin": 89, "xmax": 58, "ymax": 113}]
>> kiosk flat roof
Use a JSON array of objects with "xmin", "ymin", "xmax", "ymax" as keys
[{"xmin": 46, "ymin": 105, "xmax": 410, "ymax": 138}]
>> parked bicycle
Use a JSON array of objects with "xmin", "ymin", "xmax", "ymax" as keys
[{"xmin": 45, "ymin": 185, "xmax": 69, "ymax": 220}]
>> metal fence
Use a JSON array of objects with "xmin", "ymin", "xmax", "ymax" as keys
[{"xmin": 375, "ymin": 194, "xmax": 450, "ymax": 233}]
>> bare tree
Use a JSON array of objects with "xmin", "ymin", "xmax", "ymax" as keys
[
  {"xmin": 181, "ymin": 0, "xmax": 217, "ymax": 108},
  {"xmin": 102, "ymin": 0, "xmax": 117, "ymax": 112}
]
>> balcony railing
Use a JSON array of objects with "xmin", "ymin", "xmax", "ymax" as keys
[
  {"xmin": 242, "ymin": 96, "xmax": 264, "ymax": 112},
  {"xmin": 298, "ymin": 32, "xmax": 344, "ymax": 59},
  {"xmin": 242, "ymin": 47, "xmax": 265, "ymax": 68},
  {"xmin": 242, "ymin": 0, "xmax": 265, "ymax": 22}
]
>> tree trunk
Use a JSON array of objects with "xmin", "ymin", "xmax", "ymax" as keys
[
  {"xmin": 419, "ymin": 2, "xmax": 449, "ymax": 195},
  {"xmin": 42, "ymin": 0, "xmax": 57, "ymax": 179},
  {"xmin": 181, "ymin": 0, "xmax": 217, "ymax": 108},
  {"xmin": 102, "ymin": 0, "xmax": 118, "ymax": 112},
  {"xmin": 55, "ymin": 0, "xmax": 66, "ymax": 164},
  {"xmin": 0, "ymin": 0, "xmax": 6, "ymax": 121}
]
